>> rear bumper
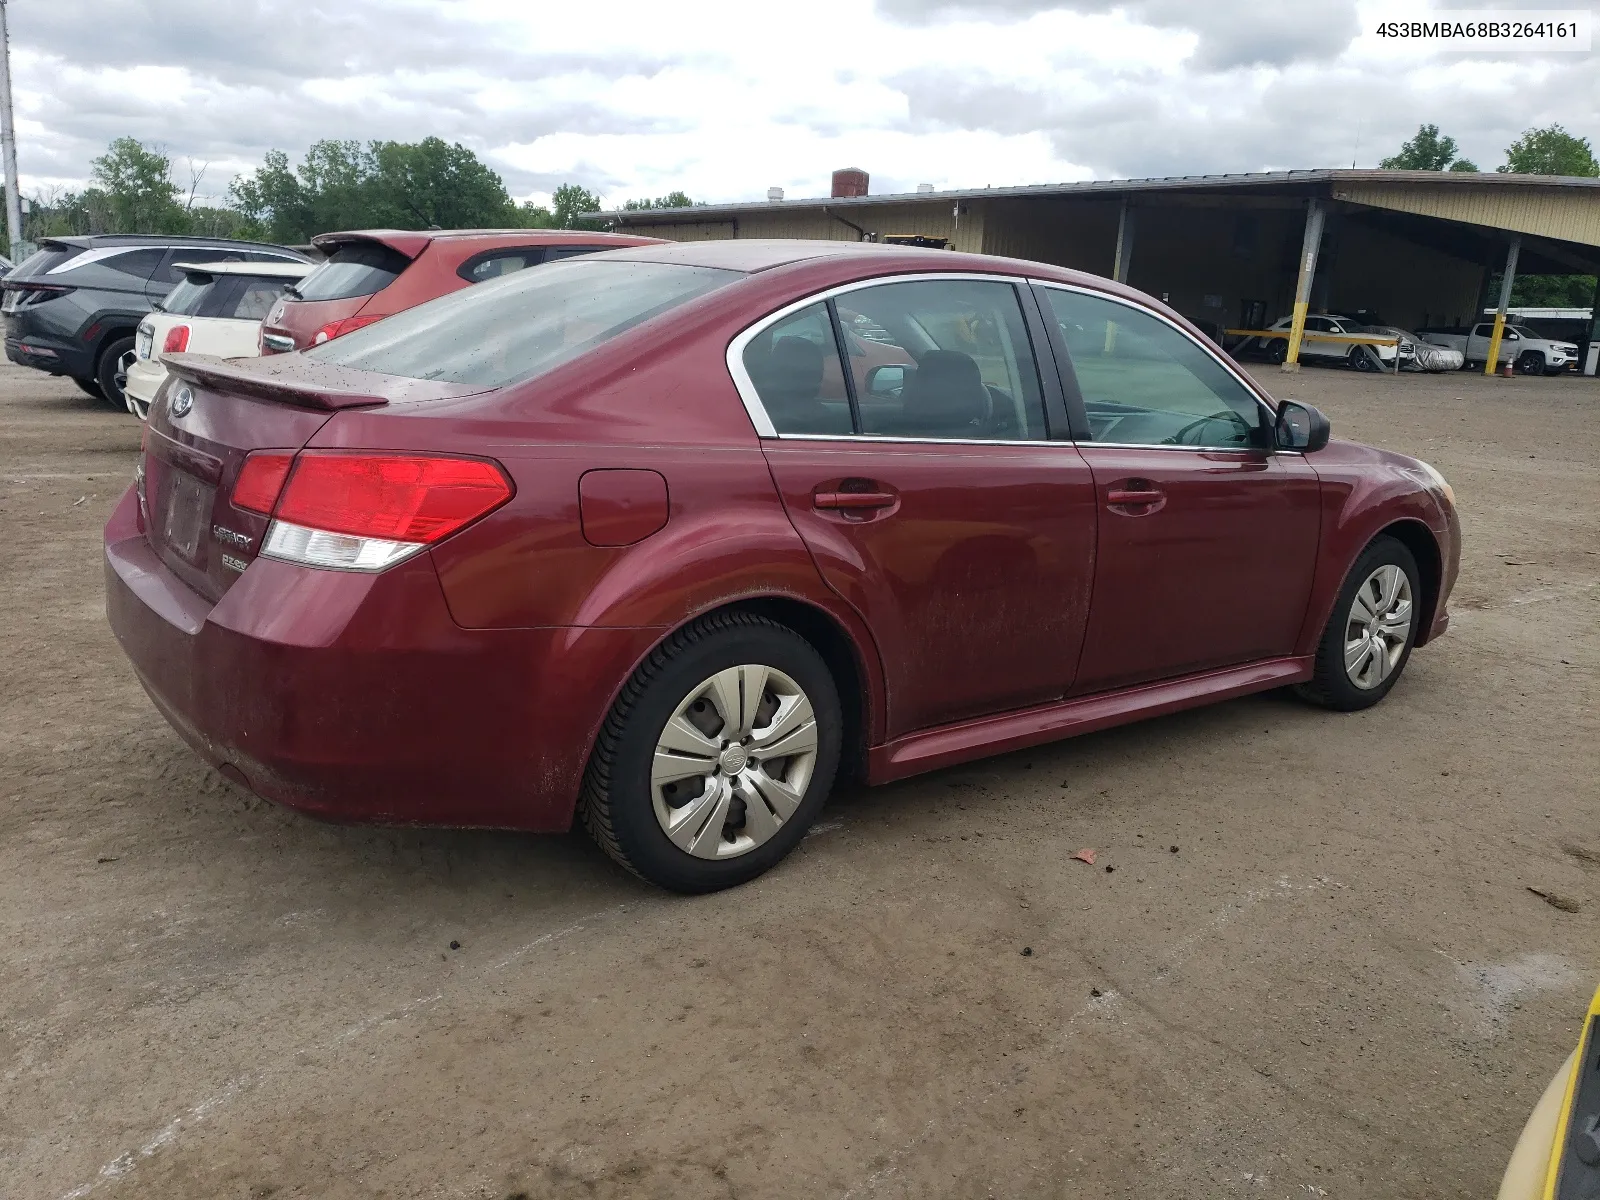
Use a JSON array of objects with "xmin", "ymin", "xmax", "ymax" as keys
[
  {"xmin": 6, "ymin": 335, "xmax": 92, "ymax": 377},
  {"xmin": 123, "ymin": 358, "xmax": 167, "ymax": 405},
  {"xmin": 104, "ymin": 486, "xmax": 661, "ymax": 831}
]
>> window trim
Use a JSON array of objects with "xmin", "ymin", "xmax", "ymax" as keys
[
  {"xmin": 1031, "ymin": 280, "xmax": 1279, "ymax": 452},
  {"xmin": 726, "ymin": 271, "xmax": 1055, "ymax": 443}
]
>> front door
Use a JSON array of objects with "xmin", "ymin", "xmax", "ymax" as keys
[
  {"xmin": 1037, "ymin": 283, "xmax": 1321, "ymax": 695},
  {"xmin": 738, "ymin": 278, "xmax": 1098, "ymax": 738}
]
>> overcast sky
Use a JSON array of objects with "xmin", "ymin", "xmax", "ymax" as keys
[{"xmin": 8, "ymin": 0, "xmax": 1597, "ymax": 209}]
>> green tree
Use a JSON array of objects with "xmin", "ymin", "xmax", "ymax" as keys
[
  {"xmin": 1381, "ymin": 123, "xmax": 1475, "ymax": 171},
  {"xmin": 89, "ymin": 137, "xmax": 187, "ymax": 233},
  {"xmin": 368, "ymin": 137, "xmax": 515, "ymax": 229},
  {"xmin": 511, "ymin": 200, "xmax": 554, "ymax": 228},
  {"xmin": 622, "ymin": 191, "xmax": 695, "ymax": 210},
  {"xmin": 229, "ymin": 148, "xmax": 309, "ymax": 243},
  {"xmin": 1498, "ymin": 125, "xmax": 1599, "ymax": 176},
  {"xmin": 551, "ymin": 183, "xmax": 604, "ymax": 229}
]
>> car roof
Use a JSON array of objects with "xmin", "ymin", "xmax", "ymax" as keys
[
  {"xmin": 41, "ymin": 234, "xmax": 311, "ymax": 257},
  {"xmin": 173, "ymin": 260, "xmax": 313, "ymax": 279},
  {"xmin": 311, "ymin": 228, "xmax": 663, "ymax": 258},
  {"xmin": 590, "ymin": 237, "xmax": 1120, "ymax": 290}
]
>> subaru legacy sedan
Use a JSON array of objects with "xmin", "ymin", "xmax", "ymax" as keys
[{"xmin": 105, "ymin": 240, "xmax": 1460, "ymax": 893}]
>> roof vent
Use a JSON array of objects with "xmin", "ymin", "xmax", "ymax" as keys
[
  {"xmin": 767, "ymin": 186, "xmax": 784, "ymax": 202},
  {"xmin": 831, "ymin": 168, "xmax": 869, "ymax": 198},
  {"xmin": 916, "ymin": 183, "xmax": 934, "ymax": 193}
]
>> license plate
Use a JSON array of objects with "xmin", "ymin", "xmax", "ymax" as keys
[
  {"xmin": 136, "ymin": 328, "xmax": 152, "ymax": 361},
  {"xmin": 163, "ymin": 473, "xmax": 211, "ymax": 563}
]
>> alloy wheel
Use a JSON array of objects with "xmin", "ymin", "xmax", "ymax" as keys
[
  {"xmin": 650, "ymin": 664, "xmax": 819, "ymax": 860},
  {"xmin": 1344, "ymin": 564, "xmax": 1413, "ymax": 689}
]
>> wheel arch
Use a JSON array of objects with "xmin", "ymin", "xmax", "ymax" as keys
[{"xmin": 1372, "ymin": 518, "xmax": 1443, "ymax": 645}]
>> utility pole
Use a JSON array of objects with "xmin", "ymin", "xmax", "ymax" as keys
[{"xmin": 0, "ymin": 0, "xmax": 22, "ymax": 263}]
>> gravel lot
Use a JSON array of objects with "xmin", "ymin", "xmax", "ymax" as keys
[{"xmin": 3, "ymin": 361, "xmax": 1597, "ymax": 1200}]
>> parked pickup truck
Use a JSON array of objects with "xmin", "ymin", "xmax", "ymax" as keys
[{"xmin": 1419, "ymin": 322, "xmax": 1579, "ymax": 375}]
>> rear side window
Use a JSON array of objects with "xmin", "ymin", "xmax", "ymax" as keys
[
  {"xmin": 11, "ymin": 245, "xmax": 80, "ymax": 277},
  {"xmin": 458, "ymin": 249, "xmax": 543, "ymax": 283},
  {"xmin": 294, "ymin": 242, "xmax": 411, "ymax": 301},
  {"xmin": 742, "ymin": 303, "xmax": 854, "ymax": 435},
  {"xmin": 308, "ymin": 259, "xmax": 739, "ymax": 388},
  {"xmin": 164, "ymin": 274, "xmax": 293, "ymax": 319}
]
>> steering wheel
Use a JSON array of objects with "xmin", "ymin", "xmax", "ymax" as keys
[{"xmin": 1163, "ymin": 409, "xmax": 1252, "ymax": 447}]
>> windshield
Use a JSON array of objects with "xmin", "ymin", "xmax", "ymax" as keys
[{"xmin": 307, "ymin": 258, "xmax": 741, "ymax": 388}]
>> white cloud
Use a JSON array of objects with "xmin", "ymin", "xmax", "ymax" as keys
[{"xmin": 7, "ymin": 0, "xmax": 1596, "ymax": 212}]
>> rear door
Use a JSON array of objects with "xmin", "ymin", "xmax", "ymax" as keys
[
  {"xmin": 1036, "ymin": 283, "xmax": 1321, "ymax": 694},
  {"xmin": 741, "ymin": 275, "xmax": 1098, "ymax": 739}
]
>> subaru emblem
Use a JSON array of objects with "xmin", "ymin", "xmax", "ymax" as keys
[{"xmin": 170, "ymin": 386, "xmax": 194, "ymax": 418}]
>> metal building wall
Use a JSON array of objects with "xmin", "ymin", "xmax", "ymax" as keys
[
  {"xmin": 1335, "ymin": 182, "xmax": 1600, "ymax": 248},
  {"xmin": 1325, "ymin": 217, "xmax": 1485, "ymax": 331},
  {"xmin": 620, "ymin": 200, "xmax": 988, "ymax": 252}
]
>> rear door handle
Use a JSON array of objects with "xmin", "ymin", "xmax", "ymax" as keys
[{"xmin": 814, "ymin": 491, "xmax": 897, "ymax": 511}]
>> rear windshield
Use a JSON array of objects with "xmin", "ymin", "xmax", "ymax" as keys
[
  {"xmin": 162, "ymin": 273, "xmax": 295, "ymax": 319},
  {"xmin": 307, "ymin": 259, "xmax": 740, "ymax": 388},
  {"xmin": 10, "ymin": 245, "xmax": 81, "ymax": 278},
  {"xmin": 293, "ymin": 242, "xmax": 412, "ymax": 301}
]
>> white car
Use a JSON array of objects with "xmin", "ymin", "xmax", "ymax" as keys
[
  {"xmin": 1419, "ymin": 322, "xmax": 1580, "ymax": 375},
  {"xmin": 1255, "ymin": 313, "xmax": 1408, "ymax": 371},
  {"xmin": 123, "ymin": 260, "xmax": 312, "ymax": 420}
]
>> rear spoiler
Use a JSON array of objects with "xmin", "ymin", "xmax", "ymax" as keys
[{"xmin": 164, "ymin": 353, "xmax": 387, "ymax": 411}]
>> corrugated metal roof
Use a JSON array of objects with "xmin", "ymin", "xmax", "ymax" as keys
[{"xmin": 604, "ymin": 169, "xmax": 1600, "ymax": 223}]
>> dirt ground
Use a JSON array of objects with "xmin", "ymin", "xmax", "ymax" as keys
[{"xmin": 2, "ymin": 359, "xmax": 1597, "ymax": 1200}]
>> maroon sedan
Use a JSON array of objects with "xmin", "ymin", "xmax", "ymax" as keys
[
  {"xmin": 257, "ymin": 228, "xmax": 662, "ymax": 353},
  {"xmin": 106, "ymin": 240, "xmax": 1460, "ymax": 893}
]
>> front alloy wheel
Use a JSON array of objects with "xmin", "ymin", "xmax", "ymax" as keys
[
  {"xmin": 652, "ymin": 664, "xmax": 819, "ymax": 860},
  {"xmin": 1297, "ymin": 535, "xmax": 1422, "ymax": 711},
  {"xmin": 1343, "ymin": 564, "xmax": 1413, "ymax": 690}
]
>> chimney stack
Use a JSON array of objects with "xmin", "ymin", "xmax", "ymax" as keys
[{"xmin": 831, "ymin": 168, "xmax": 869, "ymax": 198}]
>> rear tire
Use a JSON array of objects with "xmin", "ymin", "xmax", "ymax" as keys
[
  {"xmin": 580, "ymin": 612, "xmax": 842, "ymax": 893},
  {"xmin": 95, "ymin": 336, "xmax": 138, "ymax": 412},
  {"xmin": 72, "ymin": 376, "xmax": 103, "ymax": 399},
  {"xmin": 1296, "ymin": 536, "xmax": 1422, "ymax": 712}
]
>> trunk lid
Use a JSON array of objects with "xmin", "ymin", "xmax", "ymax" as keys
[{"xmin": 141, "ymin": 354, "xmax": 481, "ymax": 602}]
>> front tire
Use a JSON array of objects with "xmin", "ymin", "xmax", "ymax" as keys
[
  {"xmin": 1515, "ymin": 351, "xmax": 1545, "ymax": 376},
  {"xmin": 580, "ymin": 612, "xmax": 842, "ymax": 893},
  {"xmin": 1296, "ymin": 536, "xmax": 1422, "ymax": 712},
  {"xmin": 95, "ymin": 336, "xmax": 138, "ymax": 412},
  {"xmin": 1348, "ymin": 346, "xmax": 1380, "ymax": 372},
  {"xmin": 1267, "ymin": 338, "xmax": 1288, "ymax": 364}
]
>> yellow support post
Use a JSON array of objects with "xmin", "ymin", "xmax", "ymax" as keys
[
  {"xmin": 1484, "ymin": 235, "xmax": 1520, "ymax": 376},
  {"xmin": 1282, "ymin": 199, "xmax": 1325, "ymax": 372}
]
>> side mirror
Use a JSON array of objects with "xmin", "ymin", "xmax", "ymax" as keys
[
  {"xmin": 1275, "ymin": 400, "xmax": 1331, "ymax": 452},
  {"xmin": 865, "ymin": 364, "xmax": 907, "ymax": 395}
]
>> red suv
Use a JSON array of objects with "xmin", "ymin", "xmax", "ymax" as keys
[
  {"xmin": 106, "ymin": 240, "xmax": 1460, "ymax": 893},
  {"xmin": 257, "ymin": 229, "xmax": 662, "ymax": 353}
]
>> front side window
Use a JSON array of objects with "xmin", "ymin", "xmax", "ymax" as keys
[
  {"xmin": 1043, "ymin": 286, "xmax": 1265, "ymax": 449},
  {"xmin": 309, "ymin": 258, "xmax": 739, "ymax": 388}
]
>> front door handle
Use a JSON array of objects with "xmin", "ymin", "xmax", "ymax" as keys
[
  {"xmin": 814, "ymin": 491, "xmax": 897, "ymax": 511},
  {"xmin": 1106, "ymin": 482, "xmax": 1166, "ymax": 514}
]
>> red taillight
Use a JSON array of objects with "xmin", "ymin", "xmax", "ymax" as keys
[
  {"xmin": 231, "ymin": 451, "xmax": 296, "ymax": 514},
  {"xmin": 312, "ymin": 314, "xmax": 385, "ymax": 345},
  {"xmin": 163, "ymin": 325, "xmax": 191, "ymax": 354},
  {"xmin": 274, "ymin": 453, "xmax": 512, "ymax": 543}
]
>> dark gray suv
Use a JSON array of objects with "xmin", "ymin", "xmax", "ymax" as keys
[{"xmin": 2, "ymin": 234, "xmax": 311, "ymax": 409}]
